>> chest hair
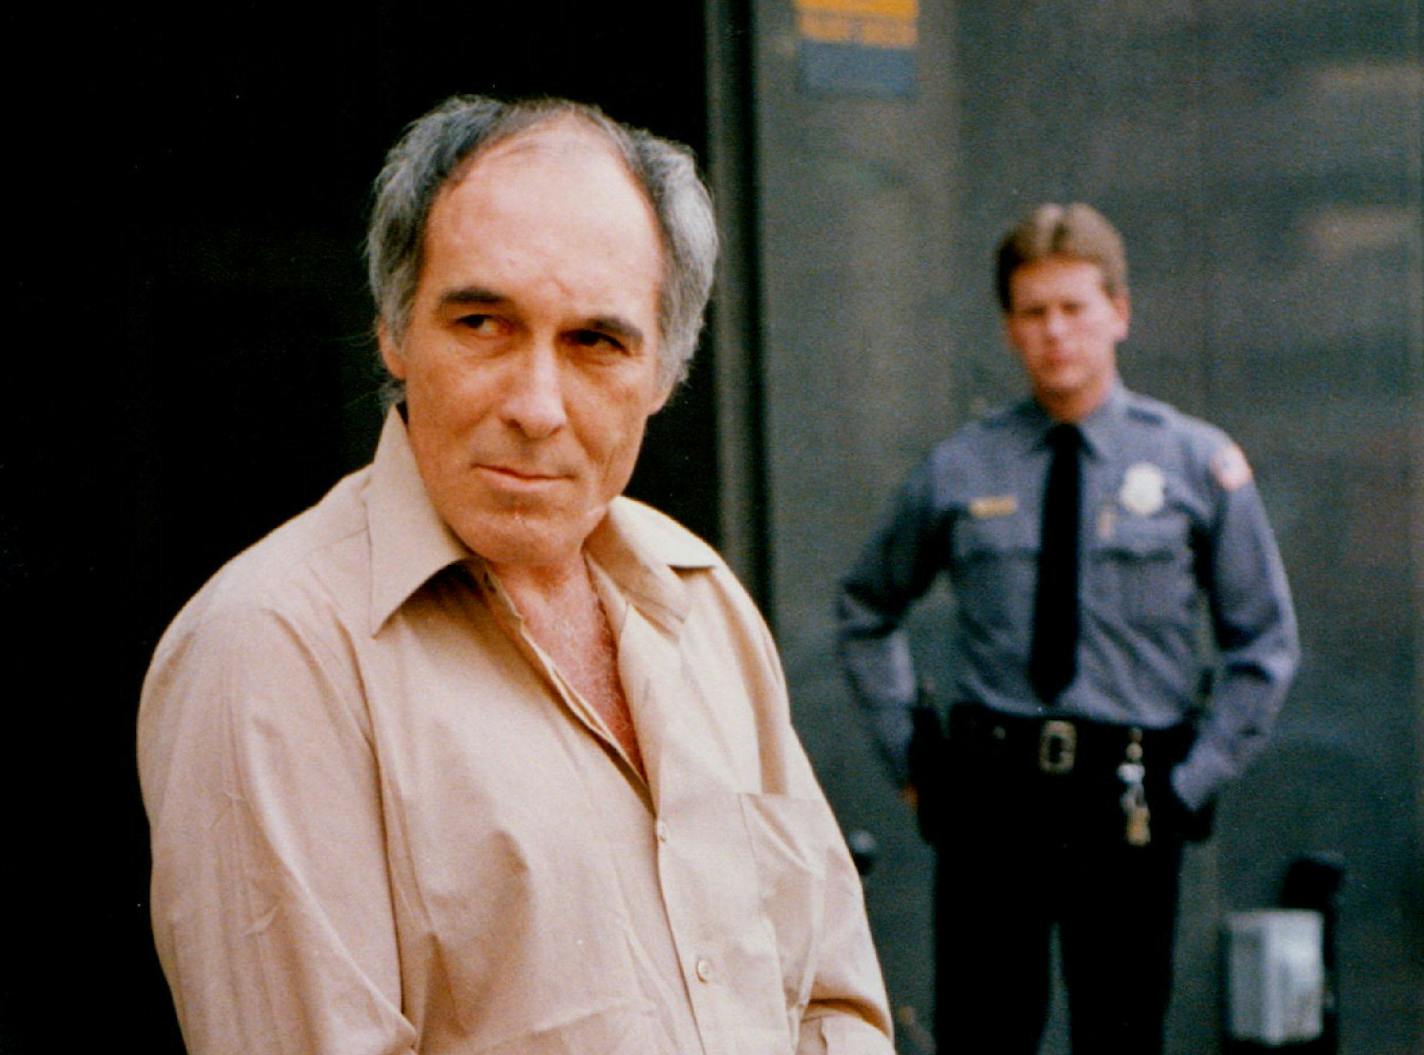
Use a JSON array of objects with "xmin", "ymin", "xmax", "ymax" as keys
[{"xmin": 503, "ymin": 562, "xmax": 645, "ymax": 779}]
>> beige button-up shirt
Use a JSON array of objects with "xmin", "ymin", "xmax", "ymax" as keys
[{"xmin": 139, "ymin": 410, "xmax": 894, "ymax": 1055}]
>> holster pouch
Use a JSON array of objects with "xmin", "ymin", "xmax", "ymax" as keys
[{"xmin": 908, "ymin": 702, "xmax": 948, "ymax": 844}]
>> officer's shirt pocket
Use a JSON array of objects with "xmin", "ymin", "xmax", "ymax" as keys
[
  {"xmin": 950, "ymin": 513, "xmax": 1037, "ymax": 631},
  {"xmin": 1092, "ymin": 515, "xmax": 1194, "ymax": 628}
]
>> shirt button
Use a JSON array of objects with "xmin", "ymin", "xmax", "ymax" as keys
[
  {"xmin": 695, "ymin": 956, "xmax": 714, "ymax": 983},
  {"xmin": 655, "ymin": 820, "xmax": 670, "ymax": 842}
]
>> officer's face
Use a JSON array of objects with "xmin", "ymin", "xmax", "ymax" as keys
[
  {"xmin": 379, "ymin": 120, "xmax": 670, "ymax": 572},
  {"xmin": 1004, "ymin": 255, "xmax": 1129, "ymax": 421}
]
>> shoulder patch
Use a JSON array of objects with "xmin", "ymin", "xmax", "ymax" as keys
[{"xmin": 1210, "ymin": 443, "xmax": 1253, "ymax": 492}]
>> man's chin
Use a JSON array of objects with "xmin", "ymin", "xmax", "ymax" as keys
[{"xmin": 455, "ymin": 509, "xmax": 602, "ymax": 572}]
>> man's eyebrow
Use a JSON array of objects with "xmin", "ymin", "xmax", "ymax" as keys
[
  {"xmin": 584, "ymin": 314, "xmax": 645, "ymax": 346},
  {"xmin": 438, "ymin": 286, "xmax": 506, "ymax": 309},
  {"xmin": 436, "ymin": 288, "xmax": 646, "ymax": 345}
]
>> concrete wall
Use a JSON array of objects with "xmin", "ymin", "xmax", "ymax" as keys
[{"xmin": 732, "ymin": 1, "xmax": 1423, "ymax": 1050}]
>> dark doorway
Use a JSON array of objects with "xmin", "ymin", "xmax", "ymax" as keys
[{"xmin": 3, "ymin": 6, "xmax": 711, "ymax": 1050}]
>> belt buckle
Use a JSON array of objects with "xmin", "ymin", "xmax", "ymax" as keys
[{"xmin": 1038, "ymin": 720, "xmax": 1077, "ymax": 774}]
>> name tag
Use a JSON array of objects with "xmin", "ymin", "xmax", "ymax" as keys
[{"xmin": 969, "ymin": 495, "xmax": 1018, "ymax": 519}]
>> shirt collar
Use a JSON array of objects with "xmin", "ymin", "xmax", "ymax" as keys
[
  {"xmin": 586, "ymin": 497, "xmax": 720, "ymax": 638},
  {"xmin": 365, "ymin": 407, "xmax": 720, "ymax": 636},
  {"xmin": 1021, "ymin": 379, "xmax": 1127, "ymax": 461},
  {"xmin": 366, "ymin": 407, "xmax": 472, "ymax": 635},
  {"xmin": 1074, "ymin": 380, "xmax": 1128, "ymax": 461}
]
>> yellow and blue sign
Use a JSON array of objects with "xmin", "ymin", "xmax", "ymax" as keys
[{"xmin": 795, "ymin": 0, "xmax": 918, "ymax": 97}]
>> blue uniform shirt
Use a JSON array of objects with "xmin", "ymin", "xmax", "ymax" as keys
[{"xmin": 837, "ymin": 383, "xmax": 1299, "ymax": 810}]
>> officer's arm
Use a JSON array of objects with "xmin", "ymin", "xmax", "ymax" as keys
[
  {"xmin": 835, "ymin": 457, "xmax": 947, "ymax": 786},
  {"xmin": 1174, "ymin": 448, "xmax": 1300, "ymax": 811}
]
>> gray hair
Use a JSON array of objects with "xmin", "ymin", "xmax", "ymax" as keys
[{"xmin": 366, "ymin": 95, "xmax": 718, "ymax": 391}]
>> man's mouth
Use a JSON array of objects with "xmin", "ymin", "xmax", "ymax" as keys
[{"xmin": 475, "ymin": 463, "xmax": 567, "ymax": 487}]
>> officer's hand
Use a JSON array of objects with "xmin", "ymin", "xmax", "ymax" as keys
[
  {"xmin": 900, "ymin": 784, "xmax": 920, "ymax": 811},
  {"xmin": 1158, "ymin": 780, "xmax": 1216, "ymax": 842}
]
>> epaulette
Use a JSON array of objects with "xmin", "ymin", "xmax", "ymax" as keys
[
  {"xmin": 1123, "ymin": 393, "xmax": 1170, "ymax": 427},
  {"xmin": 978, "ymin": 398, "xmax": 1033, "ymax": 431}
]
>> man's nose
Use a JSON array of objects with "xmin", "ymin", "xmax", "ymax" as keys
[
  {"xmin": 500, "ymin": 343, "xmax": 568, "ymax": 439},
  {"xmin": 1042, "ymin": 307, "xmax": 1069, "ymax": 338}
]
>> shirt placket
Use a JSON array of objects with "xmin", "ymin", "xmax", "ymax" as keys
[{"xmin": 618, "ymin": 607, "xmax": 789, "ymax": 1055}]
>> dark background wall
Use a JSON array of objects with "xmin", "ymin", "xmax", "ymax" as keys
[
  {"xmin": 3, "ymin": 5, "xmax": 714, "ymax": 1050},
  {"xmin": 749, "ymin": 1, "xmax": 1423, "ymax": 1053}
]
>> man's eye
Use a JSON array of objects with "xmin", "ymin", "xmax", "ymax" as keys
[
  {"xmin": 457, "ymin": 314, "xmax": 503, "ymax": 336},
  {"xmin": 569, "ymin": 330, "xmax": 624, "ymax": 353}
]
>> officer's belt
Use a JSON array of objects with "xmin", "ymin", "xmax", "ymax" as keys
[{"xmin": 948, "ymin": 702, "xmax": 1194, "ymax": 777}]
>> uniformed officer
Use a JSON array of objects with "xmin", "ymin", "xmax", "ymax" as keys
[{"xmin": 836, "ymin": 203, "xmax": 1299, "ymax": 1053}]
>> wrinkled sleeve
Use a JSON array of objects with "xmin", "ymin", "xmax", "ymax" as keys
[
  {"xmin": 138, "ymin": 604, "xmax": 417, "ymax": 1055},
  {"xmin": 1174, "ymin": 467, "xmax": 1300, "ymax": 809},
  {"xmin": 835, "ymin": 456, "xmax": 947, "ymax": 785},
  {"xmin": 799, "ymin": 1006, "xmax": 900, "ymax": 1054}
]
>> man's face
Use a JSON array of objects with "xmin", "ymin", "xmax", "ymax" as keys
[
  {"xmin": 1003, "ymin": 254, "xmax": 1129, "ymax": 420},
  {"xmin": 380, "ymin": 121, "xmax": 669, "ymax": 571}
]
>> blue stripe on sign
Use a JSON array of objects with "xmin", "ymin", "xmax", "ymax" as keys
[{"xmin": 799, "ymin": 41, "xmax": 917, "ymax": 97}]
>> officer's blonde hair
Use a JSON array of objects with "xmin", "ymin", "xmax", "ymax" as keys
[{"xmin": 995, "ymin": 203, "xmax": 1128, "ymax": 311}]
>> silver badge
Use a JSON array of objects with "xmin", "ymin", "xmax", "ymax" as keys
[{"xmin": 1119, "ymin": 462, "xmax": 1166, "ymax": 517}]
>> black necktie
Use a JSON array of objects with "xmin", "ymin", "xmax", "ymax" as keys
[{"xmin": 1029, "ymin": 423, "xmax": 1082, "ymax": 703}]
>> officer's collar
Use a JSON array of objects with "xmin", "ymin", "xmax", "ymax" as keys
[{"xmin": 1025, "ymin": 381, "xmax": 1127, "ymax": 461}]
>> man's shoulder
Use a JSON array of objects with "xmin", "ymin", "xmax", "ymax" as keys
[
  {"xmin": 928, "ymin": 398, "xmax": 1034, "ymax": 463},
  {"xmin": 155, "ymin": 467, "xmax": 374, "ymax": 652},
  {"xmin": 608, "ymin": 496, "xmax": 723, "ymax": 570},
  {"xmin": 1119, "ymin": 387, "xmax": 1234, "ymax": 458}
]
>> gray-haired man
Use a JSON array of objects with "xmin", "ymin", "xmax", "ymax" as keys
[{"xmin": 141, "ymin": 95, "xmax": 893, "ymax": 1055}]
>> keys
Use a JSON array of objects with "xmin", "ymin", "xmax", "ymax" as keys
[
  {"xmin": 1121, "ymin": 780, "xmax": 1152, "ymax": 847},
  {"xmin": 1118, "ymin": 738, "xmax": 1151, "ymax": 847}
]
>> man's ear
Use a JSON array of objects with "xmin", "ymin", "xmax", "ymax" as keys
[
  {"xmin": 1112, "ymin": 292, "xmax": 1132, "ymax": 341},
  {"xmin": 377, "ymin": 320, "xmax": 407, "ymax": 380},
  {"xmin": 650, "ymin": 377, "xmax": 675, "ymax": 416}
]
